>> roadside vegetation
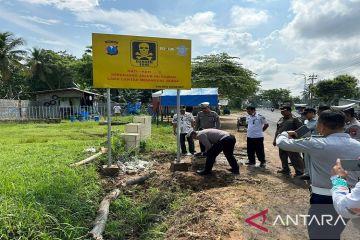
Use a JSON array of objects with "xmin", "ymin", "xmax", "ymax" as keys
[
  {"xmin": 0, "ymin": 118, "xmax": 183, "ymax": 239},
  {"xmin": 0, "ymin": 121, "xmax": 113, "ymax": 239}
]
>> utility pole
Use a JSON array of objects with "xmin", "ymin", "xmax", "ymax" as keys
[
  {"xmin": 308, "ymin": 73, "xmax": 318, "ymax": 107},
  {"xmin": 293, "ymin": 73, "xmax": 307, "ymax": 104}
]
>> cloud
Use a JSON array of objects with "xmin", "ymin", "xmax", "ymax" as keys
[
  {"xmin": 37, "ymin": 39, "xmax": 65, "ymax": 46},
  {"xmin": 21, "ymin": 15, "xmax": 60, "ymax": 25},
  {"xmin": 76, "ymin": 9, "xmax": 225, "ymax": 46},
  {"xmin": 214, "ymin": 32, "xmax": 263, "ymax": 56},
  {"xmin": 0, "ymin": 8, "xmax": 82, "ymax": 49},
  {"xmin": 283, "ymin": 0, "xmax": 360, "ymax": 40},
  {"xmin": 275, "ymin": 0, "xmax": 360, "ymax": 85},
  {"xmin": 230, "ymin": 6, "xmax": 269, "ymax": 29},
  {"xmin": 91, "ymin": 24, "xmax": 113, "ymax": 33},
  {"xmin": 243, "ymin": 0, "xmax": 279, "ymax": 2},
  {"xmin": 20, "ymin": 0, "xmax": 99, "ymax": 11},
  {"xmin": 76, "ymin": 8, "xmax": 165, "ymax": 33}
]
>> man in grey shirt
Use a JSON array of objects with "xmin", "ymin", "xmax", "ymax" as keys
[
  {"xmin": 343, "ymin": 107, "xmax": 360, "ymax": 141},
  {"xmin": 277, "ymin": 110, "xmax": 360, "ymax": 239},
  {"xmin": 195, "ymin": 102, "xmax": 220, "ymax": 130},
  {"xmin": 301, "ymin": 107, "xmax": 318, "ymax": 180},
  {"xmin": 195, "ymin": 102, "xmax": 221, "ymax": 153},
  {"xmin": 188, "ymin": 129, "xmax": 239, "ymax": 175}
]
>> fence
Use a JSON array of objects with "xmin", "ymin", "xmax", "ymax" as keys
[{"xmin": 0, "ymin": 105, "xmax": 110, "ymax": 121}]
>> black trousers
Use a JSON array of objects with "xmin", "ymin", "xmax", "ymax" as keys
[
  {"xmin": 308, "ymin": 193, "xmax": 348, "ymax": 240},
  {"xmin": 204, "ymin": 135, "xmax": 239, "ymax": 172},
  {"xmin": 247, "ymin": 137, "xmax": 265, "ymax": 164},
  {"xmin": 279, "ymin": 148, "xmax": 304, "ymax": 175},
  {"xmin": 199, "ymin": 128, "xmax": 206, "ymax": 153},
  {"xmin": 200, "ymin": 142, "xmax": 206, "ymax": 153},
  {"xmin": 180, "ymin": 133, "xmax": 195, "ymax": 154}
]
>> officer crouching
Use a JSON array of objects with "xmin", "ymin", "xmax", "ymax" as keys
[{"xmin": 188, "ymin": 129, "xmax": 239, "ymax": 175}]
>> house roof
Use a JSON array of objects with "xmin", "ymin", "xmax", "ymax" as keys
[{"xmin": 35, "ymin": 88, "xmax": 101, "ymax": 96}]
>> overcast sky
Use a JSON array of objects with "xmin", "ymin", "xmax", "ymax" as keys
[{"xmin": 1, "ymin": 0, "xmax": 360, "ymax": 96}]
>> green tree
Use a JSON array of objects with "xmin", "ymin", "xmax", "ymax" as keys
[
  {"xmin": 192, "ymin": 53, "xmax": 260, "ymax": 107},
  {"xmin": 0, "ymin": 32, "xmax": 26, "ymax": 98},
  {"xmin": 314, "ymin": 74, "xmax": 359, "ymax": 104},
  {"xmin": 260, "ymin": 88, "xmax": 291, "ymax": 108},
  {"xmin": 291, "ymin": 96, "xmax": 302, "ymax": 104},
  {"xmin": 27, "ymin": 49, "xmax": 75, "ymax": 92},
  {"xmin": 27, "ymin": 48, "xmax": 54, "ymax": 90},
  {"xmin": 72, "ymin": 46, "xmax": 93, "ymax": 89}
]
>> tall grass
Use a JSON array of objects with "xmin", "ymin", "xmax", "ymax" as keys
[
  {"xmin": 0, "ymin": 118, "xmax": 181, "ymax": 239},
  {"xmin": 105, "ymin": 185, "xmax": 189, "ymax": 240},
  {"xmin": 144, "ymin": 122, "xmax": 177, "ymax": 153},
  {"xmin": 0, "ymin": 121, "xmax": 114, "ymax": 239}
]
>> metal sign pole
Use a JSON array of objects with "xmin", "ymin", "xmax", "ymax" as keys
[
  {"xmin": 176, "ymin": 89, "xmax": 181, "ymax": 162},
  {"xmin": 107, "ymin": 88, "xmax": 112, "ymax": 167}
]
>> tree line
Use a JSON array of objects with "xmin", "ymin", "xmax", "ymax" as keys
[
  {"xmin": 252, "ymin": 74, "xmax": 359, "ymax": 108},
  {"xmin": 1, "ymin": 31, "xmax": 357, "ymax": 107}
]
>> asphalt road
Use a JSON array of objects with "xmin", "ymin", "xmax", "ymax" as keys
[
  {"xmin": 255, "ymin": 108, "xmax": 279, "ymax": 138},
  {"xmin": 256, "ymin": 108, "xmax": 301, "ymax": 138}
]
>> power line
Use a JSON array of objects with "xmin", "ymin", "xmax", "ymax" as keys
[
  {"xmin": 329, "ymin": 61, "xmax": 360, "ymax": 75},
  {"xmin": 321, "ymin": 55, "xmax": 360, "ymax": 79}
]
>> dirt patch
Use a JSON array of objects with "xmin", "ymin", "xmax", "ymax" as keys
[
  {"xmin": 103, "ymin": 114, "xmax": 315, "ymax": 239},
  {"xmin": 163, "ymin": 115, "xmax": 311, "ymax": 240}
]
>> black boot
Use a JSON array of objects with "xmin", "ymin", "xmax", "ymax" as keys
[
  {"xmin": 227, "ymin": 168, "xmax": 240, "ymax": 175},
  {"xmin": 196, "ymin": 169, "xmax": 212, "ymax": 175}
]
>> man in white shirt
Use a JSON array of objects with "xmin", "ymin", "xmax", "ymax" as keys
[
  {"xmin": 113, "ymin": 105, "xmax": 121, "ymax": 115},
  {"xmin": 172, "ymin": 106, "xmax": 195, "ymax": 155},
  {"xmin": 245, "ymin": 106, "xmax": 269, "ymax": 168}
]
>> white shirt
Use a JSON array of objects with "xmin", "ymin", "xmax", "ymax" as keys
[
  {"xmin": 246, "ymin": 113, "xmax": 267, "ymax": 138},
  {"xmin": 332, "ymin": 181, "xmax": 360, "ymax": 219},
  {"xmin": 172, "ymin": 112, "xmax": 195, "ymax": 134},
  {"xmin": 113, "ymin": 105, "xmax": 121, "ymax": 113}
]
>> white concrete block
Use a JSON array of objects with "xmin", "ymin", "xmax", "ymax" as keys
[
  {"xmin": 125, "ymin": 140, "xmax": 140, "ymax": 149},
  {"xmin": 125, "ymin": 123, "xmax": 143, "ymax": 134},
  {"xmin": 134, "ymin": 116, "xmax": 151, "ymax": 126},
  {"xmin": 120, "ymin": 133, "xmax": 140, "ymax": 150}
]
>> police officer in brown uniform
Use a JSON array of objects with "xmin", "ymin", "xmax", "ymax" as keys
[
  {"xmin": 195, "ymin": 102, "xmax": 220, "ymax": 153},
  {"xmin": 273, "ymin": 106, "xmax": 305, "ymax": 176}
]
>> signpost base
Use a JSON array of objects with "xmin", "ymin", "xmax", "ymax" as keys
[
  {"xmin": 101, "ymin": 165, "xmax": 120, "ymax": 177},
  {"xmin": 170, "ymin": 161, "xmax": 190, "ymax": 172}
]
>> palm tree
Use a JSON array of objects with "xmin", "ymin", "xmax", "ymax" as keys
[
  {"xmin": 0, "ymin": 32, "xmax": 26, "ymax": 98},
  {"xmin": 27, "ymin": 47, "xmax": 54, "ymax": 90}
]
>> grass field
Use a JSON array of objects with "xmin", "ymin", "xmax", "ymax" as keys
[
  {"xmin": 0, "ymin": 118, "xmax": 178, "ymax": 239},
  {"xmin": 0, "ymin": 121, "xmax": 114, "ymax": 239}
]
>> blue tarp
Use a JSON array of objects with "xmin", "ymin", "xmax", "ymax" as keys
[
  {"xmin": 127, "ymin": 102, "xmax": 141, "ymax": 114},
  {"xmin": 154, "ymin": 88, "xmax": 218, "ymax": 107}
]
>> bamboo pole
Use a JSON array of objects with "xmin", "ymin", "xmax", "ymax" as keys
[
  {"xmin": 88, "ymin": 188, "xmax": 121, "ymax": 240},
  {"xmin": 70, "ymin": 148, "xmax": 107, "ymax": 167},
  {"xmin": 89, "ymin": 172, "xmax": 156, "ymax": 239}
]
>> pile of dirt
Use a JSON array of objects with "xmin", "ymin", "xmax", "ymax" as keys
[{"xmin": 101, "ymin": 114, "xmax": 321, "ymax": 239}]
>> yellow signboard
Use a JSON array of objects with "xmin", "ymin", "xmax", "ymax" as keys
[{"xmin": 92, "ymin": 33, "xmax": 192, "ymax": 89}]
